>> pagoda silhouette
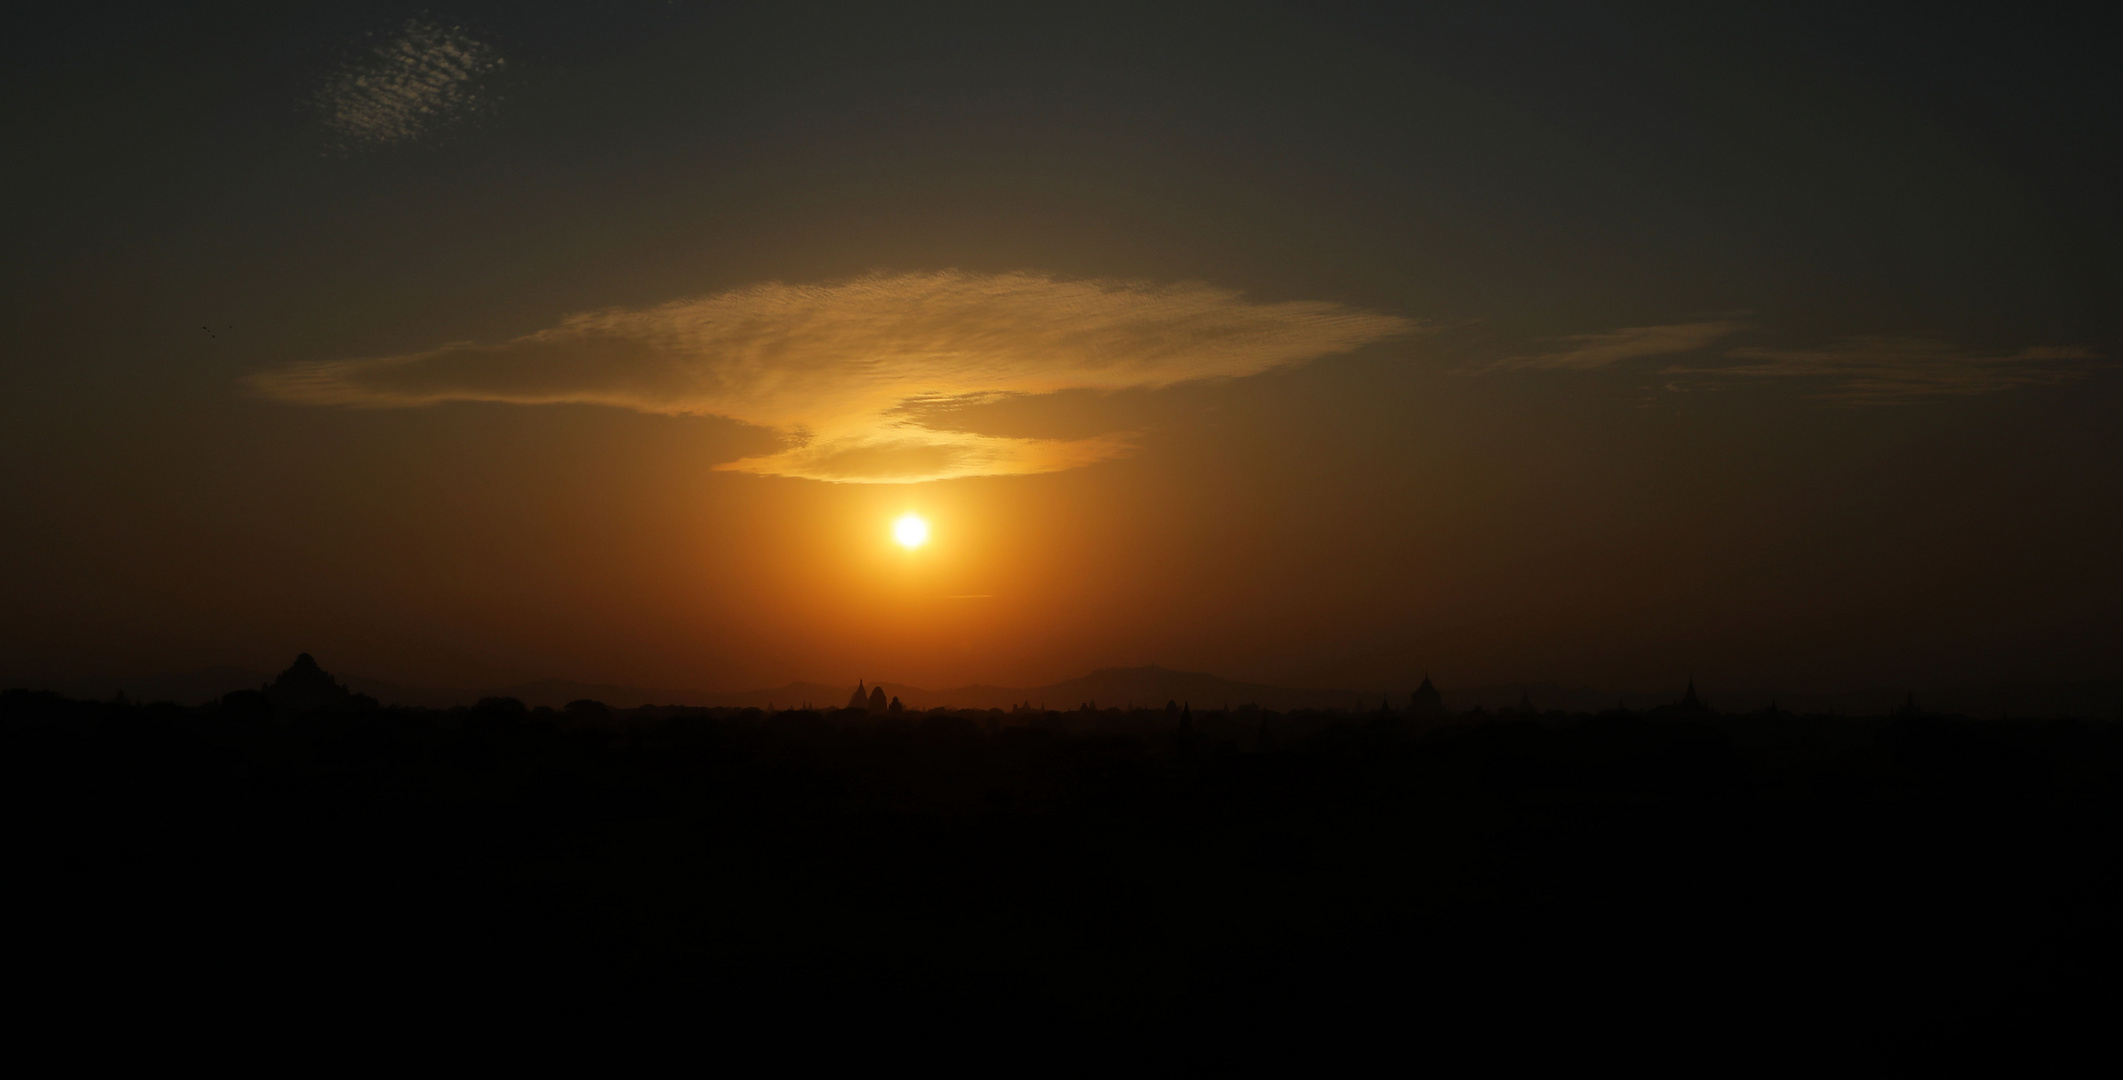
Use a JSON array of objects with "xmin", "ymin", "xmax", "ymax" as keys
[
  {"xmin": 259, "ymin": 653, "xmax": 370, "ymax": 714},
  {"xmin": 845, "ymin": 682, "xmax": 889, "ymax": 715},
  {"xmin": 1409, "ymin": 673, "xmax": 1443, "ymax": 717},
  {"xmin": 1670, "ymin": 676, "xmax": 1713, "ymax": 717}
]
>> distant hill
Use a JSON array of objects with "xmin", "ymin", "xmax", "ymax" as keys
[
  {"xmin": 30, "ymin": 666, "xmax": 271, "ymax": 706},
  {"xmin": 11, "ymin": 660, "xmax": 2121, "ymax": 720},
  {"xmin": 900, "ymin": 666, "xmax": 1372, "ymax": 712},
  {"xmin": 489, "ymin": 679, "xmax": 854, "ymax": 710},
  {"xmin": 1420, "ymin": 679, "xmax": 2123, "ymax": 719},
  {"xmin": 20, "ymin": 666, "xmax": 494, "ymax": 709},
  {"xmin": 457, "ymin": 667, "xmax": 1375, "ymax": 712},
  {"xmin": 13, "ymin": 663, "xmax": 1369, "ymax": 712}
]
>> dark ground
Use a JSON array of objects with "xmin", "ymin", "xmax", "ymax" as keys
[{"xmin": 4, "ymin": 685, "xmax": 2117, "ymax": 1063}]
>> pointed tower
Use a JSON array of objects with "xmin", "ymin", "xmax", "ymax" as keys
[
  {"xmin": 1410, "ymin": 673, "xmax": 1443, "ymax": 717},
  {"xmin": 1677, "ymin": 676, "xmax": 1709, "ymax": 715},
  {"xmin": 846, "ymin": 681, "xmax": 869, "ymax": 711}
]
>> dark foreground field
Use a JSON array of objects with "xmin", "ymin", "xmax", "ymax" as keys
[{"xmin": 5, "ymin": 682, "xmax": 2118, "ymax": 1061}]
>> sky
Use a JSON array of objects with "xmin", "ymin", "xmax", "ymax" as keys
[{"xmin": 4, "ymin": 1, "xmax": 2120, "ymax": 697}]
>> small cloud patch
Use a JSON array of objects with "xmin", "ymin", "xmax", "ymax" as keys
[
  {"xmin": 1493, "ymin": 321, "xmax": 1748, "ymax": 370},
  {"xmin": 1665, "ymin": 338, "xmax": 2105, "ymax": 402},
  {"xmin": 318, "ymin": 19, "xmax": 502, "ymax": 148},
  {"xmin": 1490, "ymin": 320, "xmax": 2103, "ymax": 403}
]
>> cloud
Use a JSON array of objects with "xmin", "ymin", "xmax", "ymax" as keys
[
  {"xmin": 1493, "ymin": 320, "xmax": 1747, "ymax": 370},
  {"xmin": 1493, "ymin": 321, "xmax": 2103, "ymax": 402},
  {"xmin": 247, "ymin": 271, "xmax": 1414, "ymax": 482},
  {"xmin": 1663, "ymin": 338, "xmax": 2106, "ymax": 401},
  {"xmin": 318, "ymin": 19, "xmax": 502, "ymax": 148}
]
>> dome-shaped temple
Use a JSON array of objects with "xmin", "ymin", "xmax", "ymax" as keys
[{"xmin": 1410, "ymin": 673, "xmax": 1443, "ymax": 716}]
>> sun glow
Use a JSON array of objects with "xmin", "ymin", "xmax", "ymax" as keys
[{"xmin": 894, "ymin": 513, "xmax": 930, "ymax": 549}]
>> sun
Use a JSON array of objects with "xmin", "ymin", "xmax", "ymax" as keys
[{"xmin": 893, "ymin": 512, "xmax": 930, "ymax": 549}]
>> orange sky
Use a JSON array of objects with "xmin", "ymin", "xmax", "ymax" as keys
[{"xmin": 2, "ymin": 4, "xmax": 2119, "ymax": 697}]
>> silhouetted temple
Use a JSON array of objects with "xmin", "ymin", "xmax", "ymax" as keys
[
  {"xmin": 1410, "ymin": 673, "xmax": 1442, "ymax": 716},
  {"xmin": 846, "ymin": 682, "xmax": 889, "ymax": 714},
  {"xmin": 262, "ymin": 653, "xmax": 359, "ymax": 713},
  {"xmin": 1674, "ymin": 676, "xmax": 1712, "ymax": 716}
]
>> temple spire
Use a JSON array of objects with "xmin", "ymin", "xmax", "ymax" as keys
[{"xmin": 1410, "ymin": 671, "xmax": 1443, "ymax": 716}]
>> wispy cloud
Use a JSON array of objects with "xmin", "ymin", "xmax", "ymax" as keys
[
  {"xmin": 1493, "ymin": 320, "xmax": 1747, "ymax": 370},
  {"xmin": 318, "ymin": 19, "xmax": 502, "ymax": 148},
  {"xmin": 1494, "ymin": 320, "xmax": 2103, "ymax": 402},
  {"xmin": 1664, "ymin": 338, "xmax": 2105, "ymax": 402},
  {"xmin": 246, "ymin": 271, "xmax": 1413, "ymax": 482}
]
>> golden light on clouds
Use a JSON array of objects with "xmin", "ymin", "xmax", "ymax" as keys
[
  {"xmin": 894, "ymin": 513, "xmax": 929, "ymax": 549},
  {"xmin": 246, "ymin": 271, "xmax": 1414, "ymax": 483}
]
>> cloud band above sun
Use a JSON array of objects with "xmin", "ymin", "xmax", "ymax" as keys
[{"xmin": 246, "ymin": 271, "xmax": 1414, "ymax": 482}]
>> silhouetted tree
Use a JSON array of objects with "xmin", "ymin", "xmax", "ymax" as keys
[
  {"xmin": 565, "ymin": 698, "xmax": 611, "ymax": 723},
  {"xmin": 472, "ymin": 696, "xmax": 529, "ymax": 723},
  {"xmin": 3, "ymin": 672, "xmax": 2115, "ymax": 1048},
  {"xmin": 219, "ymin": 688, "xmax": 271, "ymax": 723}
]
